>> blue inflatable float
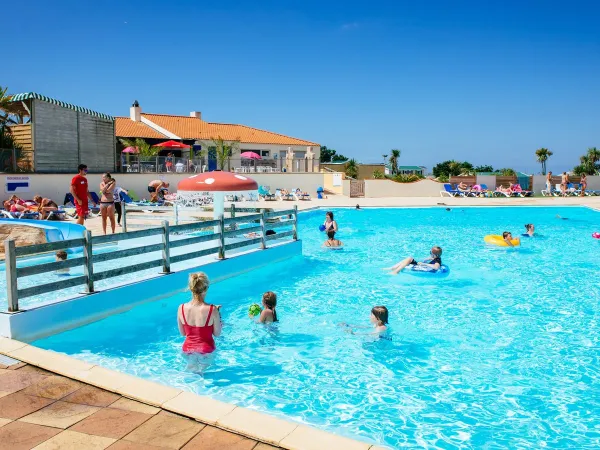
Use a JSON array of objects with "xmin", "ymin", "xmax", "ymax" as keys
[{"xmin": 405, "ymin": 264, "xmax": 450, "ymax": 278}]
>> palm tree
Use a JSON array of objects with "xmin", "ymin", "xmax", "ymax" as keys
[
  {"xmin": 535, "ymin": 148, "xmax": 553, "ymax": 175},
  {"xmin": 389, "ymin": 149, "xmax": 400, "ymax": 175},
  {"xmin": 448, "ymin": 160, "xmax": 462, "ymax": 177},
  {"xmin": 382, "ymin": 154, "xmax": 388, "ymax": 165},
  {"xmin": 345, "ymin": 158, "xmax": 359, "ymax": 179},
  {"xmin": 587, "ymin": 147, "xmax": 600, "ymax": 169},
  {"xmin": 119, "ymin": 138, "xmax": 163, "ymax": 158}
]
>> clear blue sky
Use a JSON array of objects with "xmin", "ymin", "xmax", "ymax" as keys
[{"xmin": 4, "ymin": 0, "xmax": 599, "ymax": 173}]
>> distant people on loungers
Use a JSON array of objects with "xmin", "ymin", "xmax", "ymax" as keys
[
  {"xmin": 177, "ymin": 272, "xmax": 222, "ymax": 373},
  {"xmin": 113, "ymin": 185, "xmax": 128, "ymax": 227},
  {"xmin": 3, "ymin": 195, "xmax": 32, "ymax": 213},
  {"xmin": 457, "ymin": 181, "xmax": 471, "ymax": 194},
  {"xmin": 323, "ymin": 230, "xmax": 343, "ymax": 248},
  {"xmin": 258, "ymin": 291, "xmax": 278, "ymax": 324},
  {"xmin": 561, "ymin": 172, "xmax": 569, "ymax": 196},
  {"xmin": 580, "ymin": 173, "xmax": 587, "ymax": 197},
  {"xmin": 55, "ymin": 250, "xmax": 70, "ymax": 275},
  {"xmin": 523, "ymin": 224, "xmax": 535, "ymax": 237},
  {"xmin": 324, "ymin": 211, "xmax": 338, "ymax": 233},
  {"xmin": 33, "ymin": 196, "xmax": 59, "ymax": 219},
  {"xmin": 502, "ymin": 231, "xmax": 520, "ymax": 247},
  {"xmin": 99, "ymin": 173, "xmax": 116, "ymax": 234},
  {"xmin": 340, "ymin": 306, "xmax": 389, "ymax": 338},
  {"xmin": 496, "ymin": 185, "xmax": 512, "ymax": 196},
  {"xmin": 70, "ymin": 164, "xmax": 96, "ymax": 225},
  {"xmin": 384, "ymin": 246, "xmax": 442, "ymax": 275},
  {"xmin": 546, "ymin": 171, "xmax": 553, "ymax": 194}
]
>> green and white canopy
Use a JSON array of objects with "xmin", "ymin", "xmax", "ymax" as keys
[{"xmin": 10, "ymin": 92, "xmax": 114, "ymax": 121}]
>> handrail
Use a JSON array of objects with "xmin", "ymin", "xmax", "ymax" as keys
[{"xmin": 3, "ymin": 205, "xmax": 299, "ymax": 311}]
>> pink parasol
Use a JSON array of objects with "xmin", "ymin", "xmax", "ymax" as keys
[
  {"xmin": 241, "ymin": 151, "xmax": 261, "ymax": 160},
  {"xmin": 122, "ymin": 147, "xmax": 139, "ymax": 153}
]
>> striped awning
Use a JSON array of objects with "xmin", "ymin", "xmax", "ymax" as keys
[{"xmin": 9, "ymin": 92, "xmax": 114, "ymax": 121}]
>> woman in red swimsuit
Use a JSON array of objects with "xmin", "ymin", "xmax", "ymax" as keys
[{"xmin": 177, "ymin": 272, "xmax": 222, "ymax": 372}]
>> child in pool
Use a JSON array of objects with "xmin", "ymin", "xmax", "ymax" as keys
[
  {"xmin": 342, "ymin": 306, "xmax": 389, "ymax": 336},
  {"xmin": 503, "ymin": 231, "xmax": 520, "ymax": 247},
  {"xmin": 384, "ymin": 246, "xmax": 442, "ymax": 275},
  {"xmin": 523, "ymin": 224, "xmax": 535, "ymax": 237},
  {"xmin": 55, "ymin": 250, "xmax": 70, "ymax": 274},
  {"xmin": 258, "ymin": 291, "xmax": 278, "ymax": 324}
]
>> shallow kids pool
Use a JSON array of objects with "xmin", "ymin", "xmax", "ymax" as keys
[{"xmin": 35, "ymin": 207, "xmax": 600, "ymax": 448}]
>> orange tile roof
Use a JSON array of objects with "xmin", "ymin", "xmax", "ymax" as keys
[
  {"xmin": 139, "ymin": 113, "xmax": 319, "ymax": 146},
  {"xmin": 115, "ymin": 117, "xmax": 168, "ymax": 139}
]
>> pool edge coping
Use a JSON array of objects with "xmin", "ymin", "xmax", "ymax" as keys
[{"xmin": 0, "ymin": 337, "xmax": 386, "ymax": 450}]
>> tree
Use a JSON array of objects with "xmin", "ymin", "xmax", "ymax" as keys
[
  {"xmin": 331, "ymin": 153, "xmax": 348, "ymax": 162},
  {"xmin": 319, "ymin": 145, "xmax": 348, "ymax": 163},
  {"xmin": 204, "ymin": 136, "xmax": 240, "ymax": 170},
  {"xmin": 0, "ymin": 86, "xmax": 28, "ymax": 127},
  {"xmin": 497, "ymin": 168, "xmax": 516, "ymax": 176},
  {"xmin": 432, "ymin": 160, "xmax": 475, "ymax": 179},
  {"xmin": 389, "ymin": 149, "xmax": 401, "ymax": 175},
  {"xmin": 382, "ymin": 154, "xmax": 388, "ymax": 166},
  {"xmin": 345, "ymin": 158, "xmax": 359, "ymax": 178},
  {"xmin": 119, "ymin": 138, "xmax": 163, "ymax": 158},
  {"xmin": 320, "ymin": 146, "xmax": 336, "ymax": 163},
  {"xmin": 535, "ymin": 148, "xmax": 553, "ymax": 175},
  {"xmin": 572, "ymin": 147, "xmax": 600, "ymax": 175},
  {"xmin": 474, "ymin": 165, "xmax": 494, "ymax": 173}
]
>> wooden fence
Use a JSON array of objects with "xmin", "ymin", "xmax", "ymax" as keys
[{"xmin": 4, "ymin": 207, "xmax": 298, "ymax": 312}]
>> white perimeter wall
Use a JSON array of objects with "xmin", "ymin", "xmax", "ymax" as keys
[
  {"xmin": 3, "ymin": 173, "xmax": 328, "ymax": 202},
  {"xmin": 364, "ymin": 179, "xmax": 445, "ymax": 197},
  {"xmin": 476, "ymin": 175, "xmax": 497, "ymax": 190}
]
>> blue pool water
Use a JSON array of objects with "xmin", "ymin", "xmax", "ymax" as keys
[{"xmin": 35, "ymin": 207, "xmax": 600, "ymax": 448}]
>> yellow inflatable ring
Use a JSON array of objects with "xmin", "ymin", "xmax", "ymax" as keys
[{"xmin": 484, "ymin": 235, "xmax": 520, "ymax": 247}]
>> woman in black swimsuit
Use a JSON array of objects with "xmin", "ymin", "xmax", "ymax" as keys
[
  {"xmin": 324, "ymin": 211, "xmax": 338, "ymax": 233},
  {"xmin": 99, "ymin": 173, "xmax": 116, "ymax": 234}
]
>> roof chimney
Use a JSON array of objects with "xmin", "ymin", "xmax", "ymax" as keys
[
  {"xmin": 190, "ymin": 111, "xmax": 201, "ymax": 120},
  {"xmin": 130, "ymin": 100, "xmax": 141, "ymax": 122}
]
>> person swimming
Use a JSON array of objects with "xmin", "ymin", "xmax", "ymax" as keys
[
  {"xmin": 502, "ymin": 231, "xmax": 520, "ymax": 247},
  {"xmin": 384, "ymin": 246, "xmax": 442, "ymax": 275},
  {"xmin": 341, "ymin": 306, "xmax": 390, "ymax": 339},
  {"xmin": 258, "ymin": 291, "xmax": 278, "ymax": 324},
  {"xmin": 523, "ymin": 224, "xmax": 535, "ymax": 237}
]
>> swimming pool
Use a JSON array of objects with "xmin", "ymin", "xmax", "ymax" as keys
[{"xmin": 34, "ymin": 207, "xmax": 600, "ymax": 448}]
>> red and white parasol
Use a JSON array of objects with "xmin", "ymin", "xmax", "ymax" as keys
[{"xmin": 177, "ymin": 171, "xmax": 258, "ymax": 220}]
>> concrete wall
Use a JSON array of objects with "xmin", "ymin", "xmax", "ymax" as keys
[
  {"xmin": 321, "ymin": 163, "xmax": 386, "ymax": 180},
  {"xmin": 364, "ymin": 179, "xmax": 444, "ymax": 197},
  {"xmin": 1, "ymin": 173, "xmax": 328, "ymax": 202},
  {"xmin": 342, "ymin": 179, "xmax": 350, "ymax": 196},
  {"xmin": 476, "ymin": 175, "xmax": 497, "ymax": 190},
  {"xmin": 323, "ymin": 172, "xmax": 344, "ymax": 194}
]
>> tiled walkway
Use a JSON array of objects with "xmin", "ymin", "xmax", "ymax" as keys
[{"xmin": 0, "ymin": 360, "xmax": 277, "ymax": 450}]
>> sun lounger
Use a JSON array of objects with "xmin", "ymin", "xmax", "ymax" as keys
[
  {"xmin": 276, "ymin": 189, "xmax": 294, "ymax": 201},
  {"xmin": 440, "ymin": 183, "xmax": 462, "ymax": 197},
  {"xmin": 292, "ymin": 188, "xmax": 311, "ymax": 201},
  {"xmin": 258, "ymin": 185, "xmax": 277, "ymax": 201}
]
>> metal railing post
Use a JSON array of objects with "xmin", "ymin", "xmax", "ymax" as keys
[
  {"xmin": 161, "ymin": 220, "xmax": 171, "ymax": 273},
  {"xmin": 293, "ymin": 205, "xmax": 298, "ymax": 240},
  {"xmin": 122, "ymin": 203, "xmax": 127, "ymax": 232},
  {"xmin": 260, "ymin": 209, "xmax": 267, "ymax": 250},
  {"xmin": 218, "ymin": 214, "xmax": 225, "ymax": 259},
  {"xmin": 5, "ymin": 239, "xmax": 19, "ymax": 312},
  {"xmin": 231, "ymin": 203, "xmax": 236, "ymax": 218},
  {"xmin": 11, "ymin": 148, "xmax": 17, "ymax": 172},
  {"xmin": 83, "ymin": 230, "xmax": 94, "ymax": 293},
  {"xmin": 174, "ymin": 203, "xmax": 179, "ymax": 226}
]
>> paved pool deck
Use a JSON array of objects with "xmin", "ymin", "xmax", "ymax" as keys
[{"xmin": 0, "ymin": 358, "xmax": 277, "ymax": 450}]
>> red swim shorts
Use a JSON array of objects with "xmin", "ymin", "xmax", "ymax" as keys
[{"xmin": 75, "ymin": 201, "xmax": 89, "ymax": 218}]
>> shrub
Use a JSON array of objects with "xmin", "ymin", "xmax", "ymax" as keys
[
  {"xmin": 393, "ymin": 174, "xmax": 423, "ymax": 183},
  {"xmin": 373, "ymin": 169, "xmax": 384, "ymax": 179}
]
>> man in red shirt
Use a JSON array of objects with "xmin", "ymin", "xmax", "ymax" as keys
[{"xmin": 70, "ymin": 164, "xmax": 94, "ymax": 225}]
